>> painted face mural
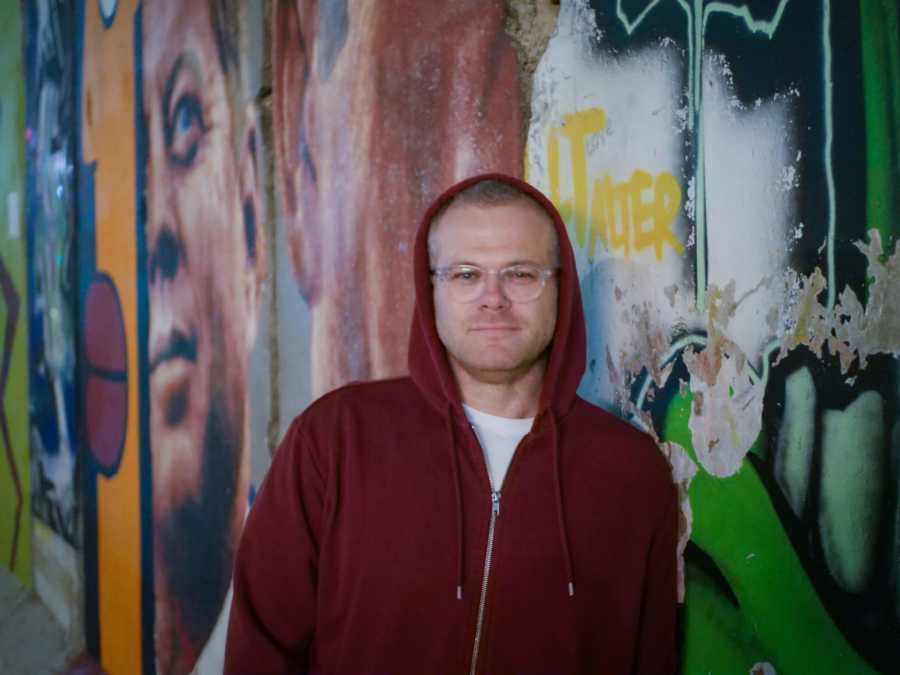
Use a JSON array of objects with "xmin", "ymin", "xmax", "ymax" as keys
[
  {"xmin": 272, "ymin": 0, "xmax": 524, "ymax": 401},
  {"xmin": 143, "ymin": 1, "xmax": 264, "ymax": 672},
  {"xmin": 527, "ymin": 1, "xmax": 899, "ymax": 673}
]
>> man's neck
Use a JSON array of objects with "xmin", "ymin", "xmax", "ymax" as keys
[{"xmin": 451, "ymin": 359, "xmax": 546, "ymax": 418}]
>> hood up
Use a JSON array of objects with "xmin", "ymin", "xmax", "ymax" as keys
[
  {"xmin": 407, "ymin": 172, "xmax": 587, "ymax": 600},
  {"xmin": 408, "ymin": 172, "xmax": 586, "ymax": 420}
]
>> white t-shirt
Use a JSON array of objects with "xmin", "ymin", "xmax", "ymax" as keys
[{"xmin": 463, "ymin": 405, "xmax": 534, "ymax": 492}]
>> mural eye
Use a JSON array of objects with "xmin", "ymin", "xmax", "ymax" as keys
[{"xmin": 169, "ymin": 93, "xmax": 206, "ymax": 165}]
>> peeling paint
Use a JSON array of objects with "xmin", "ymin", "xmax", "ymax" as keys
[
  {"xmin": 621, "ymin": 303, "xmax": 675, "ymax": 390},
  {"xmin": 684, "ymin": 344, "xmax": 765, "ymax": 477},
  {"xmin": 682, "ymin": 282, "xmax": 765, "ymax": 477},
  {"xmin": 775, "ymin": 267, "xmax": 830, "ymax": 361},
  {"xmin": 776, "ymin": 230, "xmax": 900, "ymax": 377},
  {"xmin": 641, "ymin": 417, "xmax": 696, "ymax": 603},
  {"xmin": 830, "ymin": 231, "xmax": 900, "ymax": 371},
  {"xmin": 660, "ymin": 439, "xmax": 696, "ymax": 602},
  {"xmin": 750, "ymin": 663, "xmax": 777, "ymax": 675}
]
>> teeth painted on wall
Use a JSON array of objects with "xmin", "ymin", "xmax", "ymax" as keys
[
  {"xmin": 773, "ymin": 366, "xmax": 815, "ymax": 518},
  {"xmin": 819, "ymin": 391, "xmax": 885, "ymax": 594}
]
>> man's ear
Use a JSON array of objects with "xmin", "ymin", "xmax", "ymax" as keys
[
  {"xmin": 239, "ymin": 102, "xmax": 266, "ymax": 351},
  {"xmin": 272, "ymin": 0, "xmax": 321, "ymax": 302}
]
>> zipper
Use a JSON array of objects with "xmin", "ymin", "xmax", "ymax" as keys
[{"xmin": 469, "ymin": 490, "xmax": 501, "ymax": 675}]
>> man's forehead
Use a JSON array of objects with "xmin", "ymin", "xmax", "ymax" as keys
[
  {"xmin": 435, "ymin": 197, "xmax": 553, "ymax": 230},
  {"xmin": 429, "ymin": 198, "xmax": 559, "ymax": 268}
]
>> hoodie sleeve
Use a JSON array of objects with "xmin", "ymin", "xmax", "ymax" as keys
[
  {"xmin": 224, "ymin": 417, "xmax": 327, "ymax": 673},
  {"xmin": 635, "ymin": 483, "xmax": 680, "ymax": 675}
]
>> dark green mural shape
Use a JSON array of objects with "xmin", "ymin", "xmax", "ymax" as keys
[{"xmin": 665, "ymin": 391, "xmax": 878, "ymax": 673}]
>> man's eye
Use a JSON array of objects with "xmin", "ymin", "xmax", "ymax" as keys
[
  {"xmin": 505, "ymin": 267, "xmax": 539, "ymax": 283},
  {"xmin": 451, "ymin": 268, "xmax": 481, "ymax": 283},
  {"xmin": 169, "ymin": 94, "xmax": 206, "ymax": 165}
]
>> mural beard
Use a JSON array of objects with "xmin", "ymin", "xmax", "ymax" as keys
[{"xmin": 155, "ymin": 387, "xmax": 242, "ymax": 672}]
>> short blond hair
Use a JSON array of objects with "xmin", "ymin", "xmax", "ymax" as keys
[{"xmin": 428, "ymin": 180, "xmax": 559, "ymax": 267}]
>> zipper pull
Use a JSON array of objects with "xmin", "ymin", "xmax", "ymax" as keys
[{"xmin": 491, "ymin": 491, "xmax": 501, "ymax": 516}]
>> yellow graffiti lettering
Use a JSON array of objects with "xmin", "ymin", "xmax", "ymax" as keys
[
  {"xmin": 588, "ymin": 176, "xmax": 609, "ymax": 253},
  {"xmin": 588, "ymin": 169, "xmax": 683, "ymax": 261},
  {"xmin": 631, "ymin": 169, "xmax": 655, "ymax": 255},
  {"xmin": 546, "ymin": 106, "xmax": 685, "ymax": 261},
  {"xmin": 559, "ymin": 108, "xmax": 606, "ymax": 246},
  {"xmin": 651, "ymin": 172, "xmax": 683, "ymax": 259},
  {"xmin": 547, "ymin": 129, "xmax": 573, "ymax": 225}
]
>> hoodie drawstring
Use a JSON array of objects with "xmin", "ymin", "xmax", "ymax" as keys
[
  {"xmin": 549, "ymin": 414, "xmax": 576, "ymax": 597},
  {"xmin": 446, "ymin": 407, "xmax": 465, "ymax": 600},
  {"xmin": 447, "ymin": 406, "xmax": 574, "ymax": 600}
]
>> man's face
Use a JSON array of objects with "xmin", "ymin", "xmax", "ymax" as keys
[
  {"xmin": 432, "ymin": 199, "xmax": 559, "ymax": 384},
  {"xmin": 143, "ymin": 0, "xmax": 258, "ymax": 665}
]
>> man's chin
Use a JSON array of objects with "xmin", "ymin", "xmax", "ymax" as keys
[{"xmin": 459, "ymin": 359, "xmax": 535, "ymax": 383}]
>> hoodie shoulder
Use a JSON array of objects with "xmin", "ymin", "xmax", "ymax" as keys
[
  {"xmin": 566, "ymin": 396, "xmax": 674, "ymax": 490},
  {"xmin": 289, "ymin": 376, "xmax": 432, "ymax": 437}
]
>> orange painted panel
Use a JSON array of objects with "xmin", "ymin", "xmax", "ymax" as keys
[{"xmin": 81, "ymin": 1, "xmax": 142, "ymax": 673}]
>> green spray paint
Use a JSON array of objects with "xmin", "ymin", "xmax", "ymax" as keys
[
  {"xmin": 665, "ymin": 391, "xmax": 877, "ymax": 674},
  {"xmin": 860, "ymin": 0, "xmax": 900, "ymax": 248}
]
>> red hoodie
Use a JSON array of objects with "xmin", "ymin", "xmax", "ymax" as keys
[{"xmin": 225, "ymin": 174, "xmax": 679, "ymax": 674}]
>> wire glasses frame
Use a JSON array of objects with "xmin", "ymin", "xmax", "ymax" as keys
[{"xmin": 431, "ymin": 263, "xmax": 558, "ymax": 303}]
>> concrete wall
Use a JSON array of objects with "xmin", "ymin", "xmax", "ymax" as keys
[{"xmin": 3, "ymin": 0, "xmax": 898, "ymax": 673}]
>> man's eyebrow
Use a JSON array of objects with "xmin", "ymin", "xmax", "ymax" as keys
[{"xmin": 443, "ymin": 259, "xmax": 546, "ymax": 268}]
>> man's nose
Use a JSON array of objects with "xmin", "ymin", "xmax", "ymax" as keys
[{"xmin": 478, "ymin": 271, "xmax": 510, "ymax": 308}]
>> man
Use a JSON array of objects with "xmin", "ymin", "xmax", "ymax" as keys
[
  {"xmin": 143, "ymin": 1, "xmax": 265, "ymax": 672},
  {"xmin": 226, "ymin": 175, "xmax": 678, "ymax": 673}
]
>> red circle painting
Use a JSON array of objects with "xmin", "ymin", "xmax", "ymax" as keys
[{"xmin": 82, "ymin": 274, "xmax": 127, "ymax": 474}]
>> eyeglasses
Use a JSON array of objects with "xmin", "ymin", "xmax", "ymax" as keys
[{"xmin": 431, "ymin": 263, "xmax": 558, "ymax": 303}]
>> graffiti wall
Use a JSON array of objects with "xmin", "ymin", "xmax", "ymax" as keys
[
  {"xmin": 526, "ymin": 0, "xmax": 899, "ymax": 672},
  {"xmin": 8, "ymin": 0, "xmax": 898, "ymax": 673},
  {"xmin": 25, "ymin": 0, "xmax": 80, "ymax": 548},
  {"xmin": 0, "ymin": 0, "xmax": 31, "ymax": 586},
  {"xmin": 20, "ymin": 0, "xmax": 269, "ymax": 672}
]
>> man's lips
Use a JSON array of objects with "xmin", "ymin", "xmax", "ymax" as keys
[{"xmin": 469, "ymin": 324, "xmax": 519, "ymax": 333}]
